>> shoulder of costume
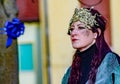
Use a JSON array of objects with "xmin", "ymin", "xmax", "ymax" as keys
[
  {"xmin": 111, "ymin": 52, "xmax": 120, "ymax": 64},
  {"xmin": 103, "ymin": 52, "xmax": 120, "ymax": 66},
  {"xmin": 109, "ymin": 52, "xmax": 120, "ymax": 64}
]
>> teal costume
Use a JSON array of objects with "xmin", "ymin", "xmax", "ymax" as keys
[{"xmin": 62, "ymin": 52, "xmax": 120, "ymax": 84}]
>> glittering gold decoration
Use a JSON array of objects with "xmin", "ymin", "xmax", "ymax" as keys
[{"xmin": 69, "ymin": 8, "xmax": 99, "ymax": 29}]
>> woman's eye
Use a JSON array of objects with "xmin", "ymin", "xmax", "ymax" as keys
[
  {"xmin": 69, "ymin": 28, "xmax": 74, "ymax": 32},
  {"xmin": 78, "ymin": 27, "xmax": 85, "ymax": 30}
]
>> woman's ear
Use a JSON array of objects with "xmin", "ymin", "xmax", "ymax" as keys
[{"xmin": 94, "ymin": 32, "xmax": 97, "ymax": 39}]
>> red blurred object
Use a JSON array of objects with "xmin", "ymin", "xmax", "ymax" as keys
[
  {"xmin": 79, "ymin": 0, "xmax": 111, "ymax": 46},
  {"xmin": 16, "ymin": 0, "xmax": 39, "ymax": 21}
]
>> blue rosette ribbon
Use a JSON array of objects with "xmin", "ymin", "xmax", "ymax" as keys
[{"xmin": 2, "ymin": 18, "xmax": 25, "ymax": 48}]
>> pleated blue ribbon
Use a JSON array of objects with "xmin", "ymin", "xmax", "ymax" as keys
[{"xmin": 0, "ymin": 18, "xmax": 25, "ymax": 48}]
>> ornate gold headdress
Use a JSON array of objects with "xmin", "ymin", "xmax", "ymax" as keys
[{"xmin": 69, "ymin": 7, "xmax": 99, "ymax": 29}]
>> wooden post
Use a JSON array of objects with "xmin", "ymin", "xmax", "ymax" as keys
[{"xmin": 0, "ymin": 0, "xmax": 19, "ymax": 84}]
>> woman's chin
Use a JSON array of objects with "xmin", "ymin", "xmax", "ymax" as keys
[{"xmin": 72, "ymin": 46, "xmax": 80, "ymax": 49}]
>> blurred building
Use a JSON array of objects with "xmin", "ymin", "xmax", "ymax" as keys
[{"xmin": 16, "ymin": 0, "xmax": 120, "ymax": 84}]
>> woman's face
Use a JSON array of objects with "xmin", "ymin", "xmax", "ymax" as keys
[{"xmin": 69, "ymin": 21, "xmax": 97, "ymax": 51}]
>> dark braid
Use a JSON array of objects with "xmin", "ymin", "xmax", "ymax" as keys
[{"xmin": 68, "ymin": 51, "xmax": 82, "ymax": 84}]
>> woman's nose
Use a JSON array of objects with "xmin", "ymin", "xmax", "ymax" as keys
[{"xmin": 71, "ymin": 29, "xmax": 79, "ymax": 36}]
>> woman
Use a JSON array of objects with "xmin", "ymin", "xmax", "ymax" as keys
[{"xmin": 62, "ymin": 7, "xmax": 120, "ymax": 84}]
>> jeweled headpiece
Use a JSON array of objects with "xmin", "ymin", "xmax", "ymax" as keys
[{"xmin": 69, "ymin": 7, "xmax": 99, "ymax": 29}]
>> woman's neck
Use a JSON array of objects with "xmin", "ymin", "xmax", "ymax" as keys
[{"xmin": 79, "ymin": 40, "xmax": 96, "ymax": 52}]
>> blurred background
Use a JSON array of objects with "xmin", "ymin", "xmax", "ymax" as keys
[{"xmin": 15, "ymin": 0, "xmax": 120, "ymax": 84}]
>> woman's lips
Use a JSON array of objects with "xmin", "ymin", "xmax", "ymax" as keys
[{"xmin": 72, "ymin": 39, "xmax": 78, "ymax": 42}]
